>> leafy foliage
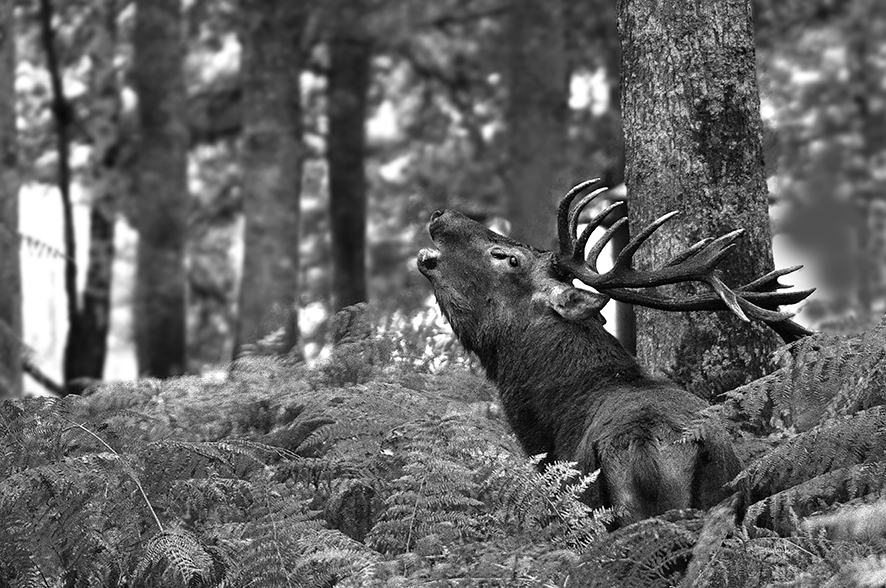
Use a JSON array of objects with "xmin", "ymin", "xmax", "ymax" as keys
[{"xmin": 0, "ymin": 387, "xmax": 372, "ymax": 587}]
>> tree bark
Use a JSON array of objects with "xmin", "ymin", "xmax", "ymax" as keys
[
  {"xmin": 506, "ymin": 0, "xmax": 569, "ymax": 250},
  {"xmin": 132, "ymin": 0, "xmax": 189, "ymax": 377},
  {"xmin": 617, "ymin": 0, "xmax": 779, "ymax": 399},
  {"xmin": 63, "ymin": 0, "xmax": 123, "ymax": 389},
  {"xmin": 0, "ymin": 0, "xmax": 22, "ymax": 397},
  {"xmin": 327, "ymin": 1, "xmax": 370, "ymax": 313},
  {"xmin": 235, "ymin": 0, "xmax": 307, "ymax": 357}
]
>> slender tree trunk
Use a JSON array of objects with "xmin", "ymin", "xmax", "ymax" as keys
[
  {"xmin": 39, "ymin": 0, "xmax": 79, "ymax": 387},
  {"xmin": 617, "ymin": 0, "xmax": 779, "ymax": 399},
  {"xmin": 132, "ymin": 0, "xmax": 189, "ymax": 377},
  {"xmin": 0, "ymin": 0, "xmax": 22, "ymax": 398},
  {"xmin": 63, "ymin": 0, "xmax": 122, "ymax": 389},
  {"xmin": 599, "ymin": 18, "xmax": 635, "ymax": 355},
  {"xmin": 327, "ymin": 1, "xmax": 370, "ymax": 313},
  {"xmin": 506, "ymin": 0, "xmax": 569, "ymax": 250},
  {"xmin": 235, "ymin": 0, "xmax": 307, "ymax": 357}
]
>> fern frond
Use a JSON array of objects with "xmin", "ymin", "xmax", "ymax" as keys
[
  {"xmin": 134, "ymin": 526, "xmax": 220, "ymax": 587},
  {"xmin": 719, "ymin": 315, "xmax": 886, "ymax": 436},
  {"xmin": 745, "ymin": 462, "xmax": 886, "ymax": 533},
  {"xmin": 738, "ymin": 406, "xmax": 886, "ymax": 503},
  {"xmin": 802, "ymin": 498, "xmax": 886, "ymax": 541},
  {"xmin": 578, "ymin": 517, "xmax": 697, "ymax": 588},
  {"xmin": 825, "ymin": 317, "xmax": 886, "ymax": 417}
]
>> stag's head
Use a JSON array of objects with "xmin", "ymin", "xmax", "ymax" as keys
[
  {"xmin": 417, "ymin": 208, "xmax": 608, "ymax": 354},
  {"xmin": 417, "ymin": 179, "xmax": 814, "ymax": 352}
]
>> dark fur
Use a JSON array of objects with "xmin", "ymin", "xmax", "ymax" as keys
[{"xmin": 418, "ymin": 210, "xmax": 741, "ymax": 525}]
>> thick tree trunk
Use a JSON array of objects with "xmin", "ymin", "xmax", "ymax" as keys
[
  {"xmin": 327, "ymin": 2, "xmax": 370, "ymax": 313},
  {"xmin": 617, "ymin": 0, "xmax": 779, "ymax": 399},
  {"xmin": 63, "ymin": 0, "xmax": 122, "ymax": 388},
  {"xmin": 0, "ymin": 0, "xmax": 22, "ymax": 398},
  {"xmin": 506, "ymin": 0, "xmax": 569, "ymax": 250},
  {"xmin": 132, "ymin": 0, "xmax": 189, "ymax": 377},
  {"xmin": 235, "ymin": 0, "xmax": 306, "ymax": 357}
]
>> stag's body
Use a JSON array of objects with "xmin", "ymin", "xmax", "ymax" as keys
[
  {"xmin": 480, "ymin": 303, "xmax": 735, "ymax": 521},
  {"xmin": 434, "ymin": 242, "xmax": 737, "ymax": 521},
  {"xmin": 418, "ymin": 180, "xmax": 812, "ymax": 524}
]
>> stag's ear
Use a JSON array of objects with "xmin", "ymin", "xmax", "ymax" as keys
[{"xmin": 545, "ymin": 285, "xmax": 609, "ymax": 324}]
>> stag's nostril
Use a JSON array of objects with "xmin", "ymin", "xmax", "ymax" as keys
[
  {"xmin": 418, "ymin": 249, "xmax": 440, "ymax": 272},
  {"xmin": 430, "ymin": 210, "xmax": 444, "ymax": 222}
]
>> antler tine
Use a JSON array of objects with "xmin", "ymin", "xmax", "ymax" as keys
[
  {"xmin": 613, "ymin": 211, "xmax": 680, "ymax": 269},
  {"xmin": 741, "ymin": 288, "xmax": 815, "ymax": 306},
  {"xmin": 574, "ymin": 201, "xmax": 625, "ymax": 261},
  {"xmin": 665, "ymin": 237, "xmax": 714, "ymax": 267},
  {"xmin": 568, "ymin": 187, "xmax": 611, "ymax": 242},
  {"xmin": 741, "ymin": 265, "xmax": 803, "ymax": 292},
  {"xmin": 557, "ymin": 178, "xmax": 602, "ymax": 255},
  {"xmin": 586, "ymin": 217, "xmax": 628, "ymax": 272}
]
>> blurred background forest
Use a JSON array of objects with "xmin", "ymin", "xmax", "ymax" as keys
[{"xmin": 1, "ymin": 0, "xmax": 885, "ymax": 396}]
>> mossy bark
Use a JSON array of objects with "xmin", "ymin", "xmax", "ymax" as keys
[
  {"xmin": 0, "ymin": 0, "xmax": 22, "ymax": 397},
  {"xmin": 235, "ymin": 0, "xmax": 307, "ymax": 357},
  {"xmin": 132, "ymin": 0, "xmax": 189, "ymax": 377},
  {"xmin": 617, "ymin": 0, "xmax": 779, "ymax": 399}
]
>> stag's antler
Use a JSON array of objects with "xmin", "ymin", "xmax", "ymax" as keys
[{"xmin": 555, "ymin": 179, "xmax": 815, "ymax": 341}]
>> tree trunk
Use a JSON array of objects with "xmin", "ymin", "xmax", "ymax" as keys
[
  {"xmin": 327, "ymin": 1, "xmax": 370, "ymax": 313},
  {"xmin": 132, "ymin": 0, "xmax": 189, "ymax": 377},
  {"xmin": 39, "ymin": 0, "xmax": 78, "ymax": 385},
  {"xmin": 506, "ymin": 0, "xmax": 569, "ymax": 250},
  {"xmin": 235, "ymin": 0, "xmax": 307, "ymax": 357},
  {"xmin": 617, "ymin": 0, "xmax": 779, "ymax": 399},
  {"xmin": 63, "ymin": 0, "xmax": 122, "ymax": 389},
  {"xmin": 0, "ymin": 0, "xmax": 22, "ymax": 398}
]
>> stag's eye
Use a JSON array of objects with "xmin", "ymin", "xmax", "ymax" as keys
[{"xmin": 491, "ymin": 247, "xmax": 520, "ymax": 269}]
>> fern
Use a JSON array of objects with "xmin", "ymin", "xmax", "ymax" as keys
[
  {"xmin": 577, "ymin": 516, "xmax": 699, "ymax": 588},
  {"xmin": 367, "ymin": 417, "xmax": 488, "ymax": 554},
  {"xmin": 134, "ymin": 526, "xmax": 224, "ymax": 587},
  {"xmin": 737, "ymin": 406, "xmax": 886, "ymax": 529},
  {"xmin": 716, "ymin": 314, "xmax": 886, "ymax": 434},
  {"xmin": 0, "ymin": 394, "xmax": 374, "ymax": 587},
  {"xmin": 803, "ymin": 499, "xmax": 886, "ymax": 540},
  {"xmin": 488, "ymin": 455, "xmax": 612, "ymax": 551}
]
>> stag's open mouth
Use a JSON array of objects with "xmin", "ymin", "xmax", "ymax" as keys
[{"xmin": 417, "ymin": 248, "xmax": 440, "ymax": 275}]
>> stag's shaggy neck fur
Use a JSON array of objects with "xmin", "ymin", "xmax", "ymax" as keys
[{"xmin": 464, "ymin": 303, "xmax": 650, "ymax": 461}]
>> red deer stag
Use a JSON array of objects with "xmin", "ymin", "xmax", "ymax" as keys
[{"xmin": 417, "ymin": 179, "xmax": 813, "ymax": 525}]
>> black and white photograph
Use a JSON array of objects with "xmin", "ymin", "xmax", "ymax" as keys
[{"xmin": 1, "ymin": 0, "xmax": 884, "ymax": 586}]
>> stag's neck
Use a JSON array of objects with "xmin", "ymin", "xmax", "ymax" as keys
[{"xmin": 480, "ymin": 313, "xmax": 644, "ymax": 395}]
